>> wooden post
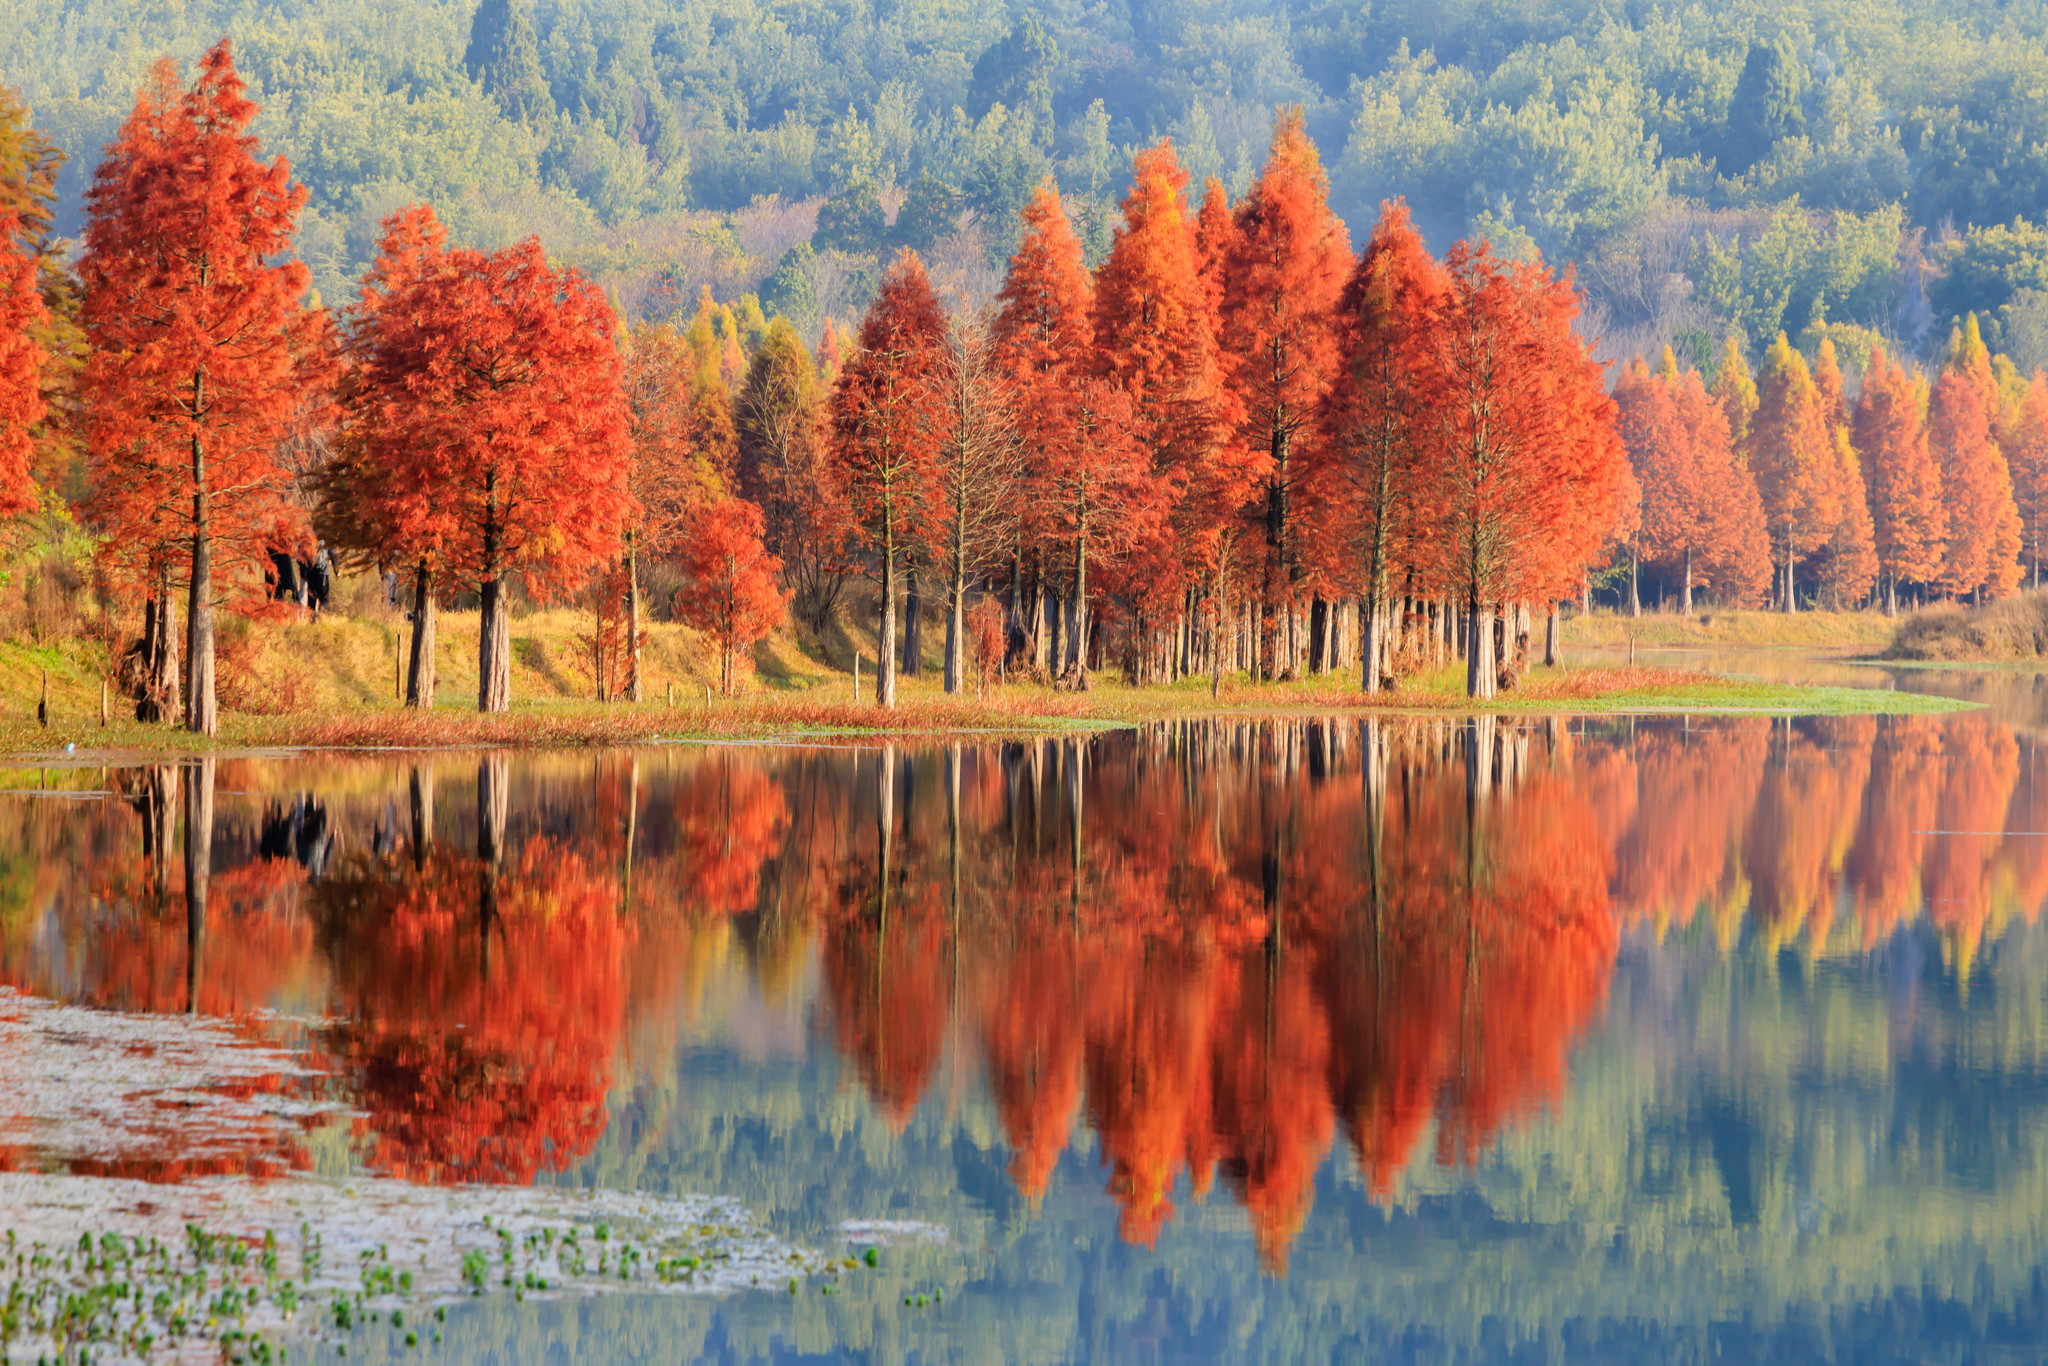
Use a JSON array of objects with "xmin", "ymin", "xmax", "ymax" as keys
[
  {"xmin": 38, "ymin": 669, "xmax": 48, "ymax": 727},
  {"xmin": 396, "ymin": 632, "xmax": 404, "ymax": 701},
  {"xmin": 854, "ymin": 654, "xmax": 862, "ymax": 704},
  {"xmin": 666, "ymin": 681, "xmax": 674, "ymax": 709},
  {"xmin": 100, "ymin": 677, "xmax": 109, "ymax": 728}
]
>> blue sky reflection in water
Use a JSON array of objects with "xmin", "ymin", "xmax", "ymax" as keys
[{"xmin": 5, "ymin": 710, "xmax": 2048, "ymax": 1363}]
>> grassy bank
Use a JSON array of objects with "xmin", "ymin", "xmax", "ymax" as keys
[
  {"xmin": 1561, "ymin": 606, "xmax": 1900, "ymax": 651},
  {"xmin": 1883, "ymin": 591, "xmax": 2048, "ymax": 662},
  {"xmin": 0, "ymin": 657, "xmax": 1973, "ymax": 760}
]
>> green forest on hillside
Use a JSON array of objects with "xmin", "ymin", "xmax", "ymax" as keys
[{"xmin": 5, "ymin": 0, "xmax": 2048, "ymax": 370}]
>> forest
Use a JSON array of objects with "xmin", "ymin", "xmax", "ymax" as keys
[{"xmin": 5, "ymin": 20, "xmax": 2048, "ymax": 725}]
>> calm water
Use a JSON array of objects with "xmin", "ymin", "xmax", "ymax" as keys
[{"xmin": 8, "ymin": 674, "xmax": 2048, "ymax": 1363}]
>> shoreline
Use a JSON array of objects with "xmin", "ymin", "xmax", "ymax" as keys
[{"xmin": 0, "ymin": 666, "xmax": 1977, "ymax": 762}]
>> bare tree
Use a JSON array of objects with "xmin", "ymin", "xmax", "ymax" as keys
[{"xmin": 926, "ymin": 314, "xmax": 1023, "ymax": 693}]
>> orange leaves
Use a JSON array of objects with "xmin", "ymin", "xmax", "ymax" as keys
[
  {"xmin": 339, "ymin": 213, "xmax": 633, "ymax": 599},
  {"xmin": 80, "ymin": 39, "xmax": 332, "ymax": 599},
  {"xmin": 0, "ymin": 143, "xmax": 44, "ymax": 517},
  {"xmin": 672, "ymin": 495, "xmax": 787, "ymax": 695},
  {"xmin": 319, "ymin": 839, "xmax": 628, "ymax": 1186}
]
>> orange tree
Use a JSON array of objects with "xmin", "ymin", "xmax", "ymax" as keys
[
  {"xmin": 335, "ymin": 209, "xmax": 633, "ymax": 711},
  {"xmin": 79, "ymin": 41, "xmax": 333, "ymax": 734}
]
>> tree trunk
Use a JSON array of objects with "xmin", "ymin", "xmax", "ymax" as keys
[
  {"xmin": 479, "ymin": 577, "xmax": 512, "ymax": 712},
  {"xmin": 1783, "ymin": 550, "xmax": 1797, "ymax": 614},
  {"xmin": 878, "ymin": 541, "xmax": 898, "ymax": 708},
  {"xmin": 187, "ymin": 530, "xmax": 216, "ymax": 736},
  {"xmin": 183, "ymin": 755, "xmax": 214, "ymax": 1013},
  {"xmin": 1362, "ymin": 591, "xmax": 1384, "ymax": 695},
  {"xmin": 1466, "ymin": 595, "xmax": 1496, "ymax": 700},
  {"xmin": 625, "ymin": 538, "xmax": 642, "ymax": 702},
  {"xmin": 1627, "ymin": 550, "xmax": 1641, "ymax": 619},
  {"xmin": 407, "ymin": 562, "xmax": 437, "ymax": 710},
  {"xmin": 1545, "ymin": 602, "xmax": 1560, "ymax": 667},
  {"xmin": 409, "ymin": 764, "xmax": 435, "ymax": 871},
  {"xmin": 944, "ymin": 559, "xmax": 966, "ymax": 695},
  {"xmin": 1884, "ymin": 572, "xmax": 1897, "ymax": 617},
  {"xmin": 1065, "ymin": 532, "xmax": 1088, "ymax": 679},
  {"xmin": 901, "ymin": 571, "xmax": 923, "ymax": 678},
  {"xmin": 1680, "ymin": 546, "xmax": 1693, "ymax": 616}
]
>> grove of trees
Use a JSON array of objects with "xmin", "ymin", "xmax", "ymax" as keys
[{"xmin": 9, "ymin": 39, "xmax": 2048, "ymax": 721}]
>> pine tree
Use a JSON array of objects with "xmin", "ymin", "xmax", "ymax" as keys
[
  {"xmin": 1746, "ymin": 334, "xmax": 1839, "ymax": 612},
  {"xmin": 1853, "ymin": 348, "xmax": 1946, "ymax": 613},
  {"xmin": 463, "ymin": 0, "xmax": 555, "ymax": 125},
  {"xmin": 1614, "ymin": 353, "xmax": 1699, "ymax": 613},
  {"xmin": 1817, "ymin": 428, "xmax": 1879, "ymax": 607},
  {"xmin": 80, "ymin": 42, "xmax": 334, "ymax": 735}
]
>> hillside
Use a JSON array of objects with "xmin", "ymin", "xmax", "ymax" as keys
[{"xmin": 4, "ymin": 0, "xmax": 2045, "ymax": 371}]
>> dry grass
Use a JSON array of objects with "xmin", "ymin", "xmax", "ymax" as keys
[
  {"xmin": 1884, "ymin": 591, "xmax": 2048, "ymax": 661},
  {"xmin": 1562, "ymin": 606, "xmax": 1899, "ymax": 650}
]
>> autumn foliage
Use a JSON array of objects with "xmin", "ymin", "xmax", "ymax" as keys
[{"xmin": 673, "ymin": 495, "xmax": 788, "ymax": 695}]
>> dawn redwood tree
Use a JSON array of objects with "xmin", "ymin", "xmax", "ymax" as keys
[
  {"xmin": 1219, "ymin": 109, "xmax": 1349, "ymax": 677},
  {"xmin": 993, "ymin": 181, "xmax": 1096, "ymax": 674},
  {"xmin": 623, "ymin": 312, "xmax": 733, "ymax": 699},
  {"xmin": 674, "ymin": 496, "xmax": 787, "ymax": 696},
  {"xmin": 1414, "ymin": 242, "xmax": 1625, "ymax": 698},
  {"xmin": 1714, "ymin": 334, "xmax": 1758, "ymax": 450},
  {"xmin": 0, "ymin": 90, "xmax": 79, "ymax": 518},
  {"xmin": 79, "ymin": 42, "xmax": 333, "ymax": 735},
  {"xmin": 0, "ymin": 139, "xmax": 45, "ymax": 518},
  {"xmin": 1817, "ymin": 428, "xmax": 1879, "ymax": 607},
  {"xmin": 345, "ymin": 227, "xmax": 632, "ymax": 712},
  {"xmin": 1614, "ymin": 354, "xmax": 1699, "ymax": 614},
  {"xmin": 736, "ymin": 316, "xmax": 845, "ymax": 633},
  {"xmin": 1314, "ymin": 201, "xmax": 1444, "ymax": 692},
  {"xmin": 1677, "ymin": 368, "xmax": 1772, "ymax": 607},
  {"xmin": 1928, "ymin": 318, "xmax": 2014, "ymax": 600},
  {"xmin": 1091, "ymin": 142, "xmax": 1233, "ymax": 640},
  {"xmin": 927, "ymin": 317, "xmax": 1022, "ymax": 693},
  {"xmin": 830, "ymin": 250, "xmax": 948, "ymax": 708},
  {"xmin": 318, "ymin": 204, "xmax": 455, "ymax": 708},
  {"xmin": 1746, "ymin": 334, "xmax": 1839, "ymax": 612},
  {"xmin": 1856, "ymin": 347, "xmax": 1945, "ymax": 613},
  {"xmin": 2005, "ymin": 373, "xmax": 2048, "ymax": 587}
]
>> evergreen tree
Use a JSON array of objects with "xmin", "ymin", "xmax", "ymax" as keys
[
  {"xmin": 463, "ymin": 0, "xmax": 554, "ymax": 126},
  {"xmin": 1722, "ymin": 38, "xmax": 1807, "ymax": 177}
]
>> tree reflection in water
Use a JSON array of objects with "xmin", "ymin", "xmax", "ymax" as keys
[{"xmin": 4, "ymin": 714, "xmax": 2046, "ymax": 1269}]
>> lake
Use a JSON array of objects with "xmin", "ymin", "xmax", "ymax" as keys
[{"xmin": 6, "ymin": 664, "xmax": 2048, "ymax": 1363}]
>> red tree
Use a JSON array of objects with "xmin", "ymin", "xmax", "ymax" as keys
[
  {"xmin": 674, "ymin": 495, "xmax": 788, "ymax": 696},
  {"xmin": 0, "ymin": 96, "xmax": 49, "ymax": 517},
  {"xmin": 1091, "ymin": 142, "xmax": 1233, "ymax": 647},
  {"xmin": 79, "ymin": 42, "xmax": 334, "ymax": 734},
  {"xmin": 1746, "ymin": 333, "xmax": 1839, "ymax": 611},
  {"xmin": 2004, "ymin": 372, "xmax": 2048, "ymax": 587},
  {"xmin": 1312, "ymin": 200, "xmax": 1445, "ymax": 690},
  {"xmin": 1856, "ymin": 347, "xmax": 1946, "ymax": 612},
  {"xmin": 1412, "ymin": 242, "xmax": 1626, "ymax": 697},
  {"xmin": 339, "ymin": 218, "xmax": 634, "ymax": 711},
  {"xmin": 1219, "ymin": 109, "xmax": 1350, "ymax": 678},
  {"xmin": 829, "ymin": 250, "xmax": 948, "ymax": 708}
]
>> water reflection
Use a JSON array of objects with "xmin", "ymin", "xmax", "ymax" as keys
[{"xmin": 5, "ymin": 715, "xmax": 2048, "ymax": 1346}]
